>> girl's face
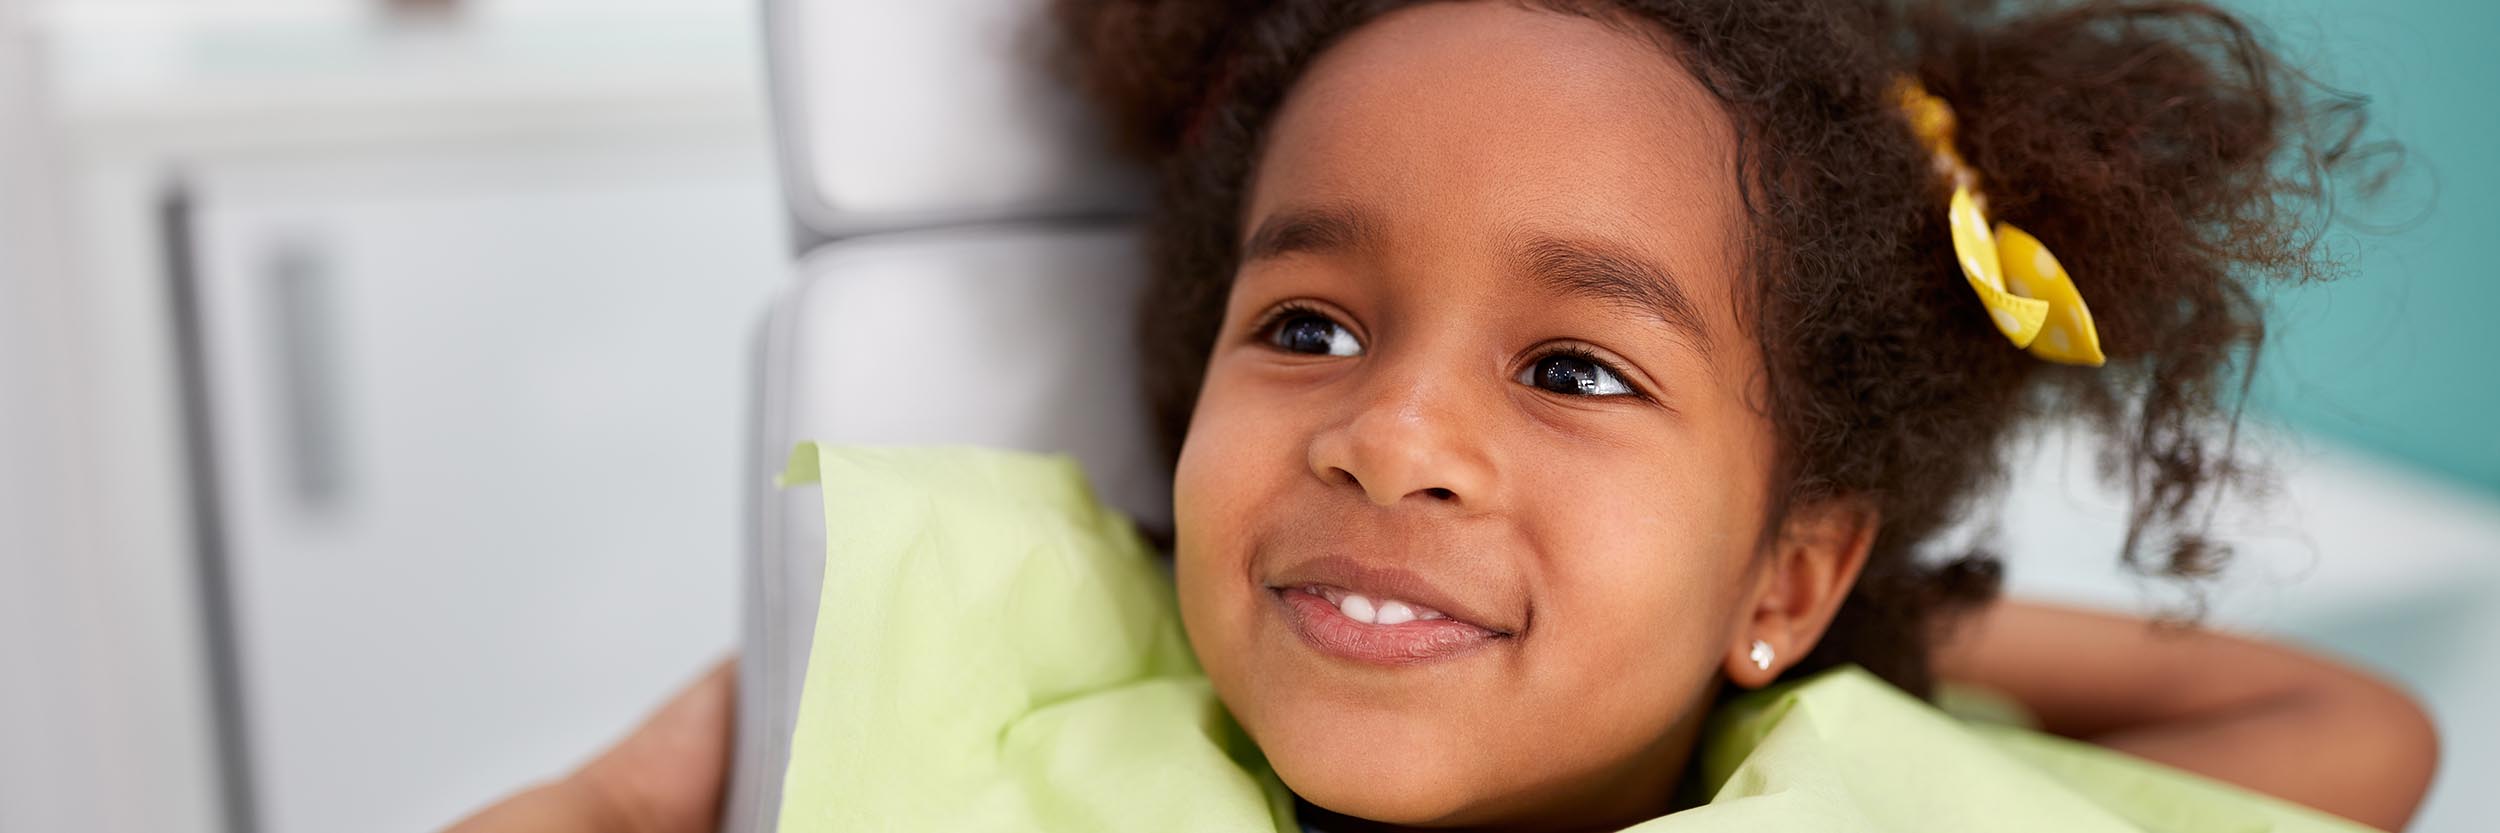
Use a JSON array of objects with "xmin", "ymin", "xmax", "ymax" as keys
[{"xmin": 1173, "ymin": 3, "xmax": 1868, "ymax": 829}]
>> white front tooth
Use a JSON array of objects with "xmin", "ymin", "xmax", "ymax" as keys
[
  {"xmin": 1338, "ymin": 593, "xmax": 1377, "ymax": 624},
  {"xmin": 1375, "ymin": 601, "xmax": 1417, "ymax": 625}
]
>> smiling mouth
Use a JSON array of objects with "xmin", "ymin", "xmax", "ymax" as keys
[{"xmin": 1270, "ymin": 584, "xmax": 1509, "ymax": 665}]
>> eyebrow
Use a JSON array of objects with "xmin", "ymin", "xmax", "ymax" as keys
[
  {"xmin": 1240, "ymin": 204, "xmax": 1712, "ymax": 362},
  {"xmin": 1240, "ymin": 204, "xmax": 1380, "ymax": 263},
  {"xmin": 1511, "ymin": 233, "xmax": 1714, "ymax": 364}
]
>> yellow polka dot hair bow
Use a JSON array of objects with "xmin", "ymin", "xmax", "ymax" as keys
[{"xmin": 1895, "ymin": 78, "xmax": 2104, "ymax": 366}]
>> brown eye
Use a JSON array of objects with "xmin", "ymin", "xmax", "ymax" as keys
[
  {"xmin": 1267, "ymin": 311, "xmax": 1364, "ymax": 357},
  {"xmin": 1520, "ymin": 353, "xmax": 1633, "ymax": 396}
]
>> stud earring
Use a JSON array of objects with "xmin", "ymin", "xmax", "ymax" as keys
[{"xmin": 1748, "ymin": 639, "xmax": 1775, "ymax": 671}]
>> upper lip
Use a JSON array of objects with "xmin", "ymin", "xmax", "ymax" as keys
[{"xmin": 1264, "ymin": 555, "xmax": 1521, "ymax": 636}]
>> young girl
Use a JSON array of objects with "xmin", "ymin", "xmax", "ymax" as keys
[
  {"xmin": 449, "ymin": 1, "xmax": 2436, "ymax": 831},
  {"xmin": 1050, "ymin": 0, "xmax": 2436, "ymax": 829}
]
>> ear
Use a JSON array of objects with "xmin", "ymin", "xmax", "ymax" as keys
[{"xmin": 1723, "ymin": 497, "xmax": 1877, "ymax": 689}]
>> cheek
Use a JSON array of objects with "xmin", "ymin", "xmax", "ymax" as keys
[
  {"xmin": 1170, "ymin": 359, "xmax": 1298, "ymax": 679},
  {"xmin": 1173, "ymin": 359, "xmax": 1294, "ymax": 569},
  {"xmin": 1508, "ymin": 419, "xmax": 1773, "ymax": 723}
]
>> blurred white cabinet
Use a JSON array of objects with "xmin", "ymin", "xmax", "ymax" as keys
[
  {"xmin": 181, "ymin": 137, "xmax": 782, "ymax": 833},
  {"xmin": 7, "ymin": 6, "xmax": 787, "ymax": 833}
]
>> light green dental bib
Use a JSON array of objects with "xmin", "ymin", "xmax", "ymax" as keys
[{"xmin": 776, "ymin": 444, "xmax": 2376, "ymax": 833}]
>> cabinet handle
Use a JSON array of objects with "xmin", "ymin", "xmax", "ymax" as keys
[{"xmin": 264, "ymin": 238, "xmax": 351, "ymax": 511}]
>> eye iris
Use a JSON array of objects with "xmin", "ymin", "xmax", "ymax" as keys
[
  {"xmin": 1538, "ymin": 356, "xmax": 1605, "ymax": 395},
  {"xmin": 1278, "ymin": 315, "xmax": 1342, "ymax": 355}
]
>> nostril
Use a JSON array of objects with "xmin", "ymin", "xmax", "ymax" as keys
[
  {"xmin": 1423, "ymin": 487, "xmax": 1456, "ymax": 501},
  {"xmin": 1329, "ymin": 467, "xmax": 1362, "ymax": 489}
]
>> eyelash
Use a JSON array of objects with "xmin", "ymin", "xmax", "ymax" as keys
[
  {"xmin": 1530, "ymin": 343, "xmax": 1653, "ymax": 403},
  {"xmin": 1251, "ymin": 301, "xmax": 1339, "ymax": 344},
  {"xmin": 1249, "ymin": 302, "xmax": 1654, "ymax": 402}
]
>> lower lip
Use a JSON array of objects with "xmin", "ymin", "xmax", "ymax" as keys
[{"xmin": 1272, "ymin": 587, "xmax": 1502, "ymax": 665}]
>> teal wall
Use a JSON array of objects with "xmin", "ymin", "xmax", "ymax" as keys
[{"xmin": 2237, "ymin": 0, "xmax": 2500, "ymax": 495}]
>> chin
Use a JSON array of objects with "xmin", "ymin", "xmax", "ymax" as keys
[
  {"xmin": 1278, "ymin": 760, "xmax": 1483, "ymax": 826},
  {"xmin": 1249, "ymin": 702, "xmax": 1498, "ymax": 827}
]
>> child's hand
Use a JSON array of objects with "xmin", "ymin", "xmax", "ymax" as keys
[
  {"xmin": 440, "ymin": 657, "xmax": 735, "ymax": 833},
  {"xmin": 1935, "ymin": 601, "xmax": 2438, "ymax": 831}
]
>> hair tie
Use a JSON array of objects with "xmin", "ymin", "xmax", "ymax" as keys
[{"xmin": 1894, "ymin": 78, "xmax": 2105, "ymax": 366}]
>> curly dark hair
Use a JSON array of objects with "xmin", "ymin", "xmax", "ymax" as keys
[{"xmin": 1049, "ymin": 0, "xmax": 2380, "ymax": 695}]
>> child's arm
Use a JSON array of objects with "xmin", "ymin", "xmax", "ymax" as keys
[{"xmin": 1932, "ymin": 600, "xmax": 2439, "ymax": 832}]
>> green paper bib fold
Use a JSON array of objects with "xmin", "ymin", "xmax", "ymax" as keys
[{"xmin": 775, "ymin": 444, "xmax": 1294, "ymax": 832}]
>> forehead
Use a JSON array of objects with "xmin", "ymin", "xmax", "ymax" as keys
[{"xmin": 1244, "ymin": 1, "xmax": 1744, "ymax": 319}]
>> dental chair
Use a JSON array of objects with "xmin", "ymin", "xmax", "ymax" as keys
[{"xmin": 721, "ymin": 1, "xmax": 1165, "ymax": 830}]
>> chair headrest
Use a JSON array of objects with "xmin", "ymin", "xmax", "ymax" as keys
[
  {"xmin": 763, "ymin": 225, "xmax": 1172, "ymax": 529},
  {"xmin": 765, "ymin": 0, "xmax": 1148, "ymax": 235}
]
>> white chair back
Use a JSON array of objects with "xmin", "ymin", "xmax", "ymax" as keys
[{"xmin": 727, "ymin": 2, "xmax": 1163, "ymax": 829}]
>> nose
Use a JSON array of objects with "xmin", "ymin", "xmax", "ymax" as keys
[{"xmin": 1305, "ymin": 356, "xmax": 1498, "ymax": 510}]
